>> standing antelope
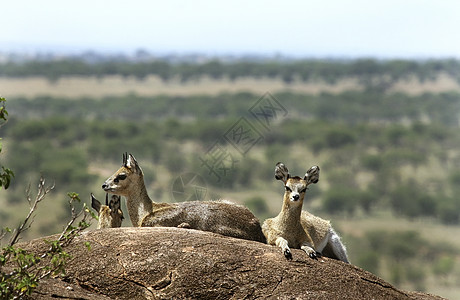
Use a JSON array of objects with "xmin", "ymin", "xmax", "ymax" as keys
[
  {"xmin": 262, "ymin": 163, "xmax": 349, "ymax": 262},
  {"xmin": 91, "ymin": 193, "xmax": 124, "ymax": 229},
  {"xmin": 101, "ymin": 153, "xmax": 266, "ymax": 243}
]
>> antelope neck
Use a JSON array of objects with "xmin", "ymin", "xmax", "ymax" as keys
[
  {"xmin": 278, "ymin": 194, "xmax": 303, "ymax": 228},
  {"xmin": 125, "ymin": 176, "xmax": 153, "ymax": 226}
]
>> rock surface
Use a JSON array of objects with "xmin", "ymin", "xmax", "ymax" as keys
[{"xmin": 21, "ymin": 227, "xmax": 444, "ymax": 300}]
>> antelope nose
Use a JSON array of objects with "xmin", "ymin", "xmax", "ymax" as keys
[
  {"xmin": 102, "ymin": 183, "xmax": 108, "ymax": 190},
  {"xmin": 293, "ymin": 194, "xmax": 300, "ymax": 201}
]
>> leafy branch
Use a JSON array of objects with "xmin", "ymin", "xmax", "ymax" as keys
[
  {"xmin": 0, "ymin": 178, "xmax": 94, "ymax": 299},
  {"xmin": 0, "ymin": 97, "xmax": 8, "ymax": 126},
  {"xmin": 0, "ymin": 97, "xmax": 14, "ymax": 190}
]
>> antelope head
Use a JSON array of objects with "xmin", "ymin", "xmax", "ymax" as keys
[
  {"xmin": 91, "ymin": 193, "xmax": 124, "ymax": 228},
  {"xmin": 102, "ymin": 153, "xmax": 143, "ymax": 196},
  {"xmin": 275, "ymin": 162, "xmax": 320, "ymax": 205}
]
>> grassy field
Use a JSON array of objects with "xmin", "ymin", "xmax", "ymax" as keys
[
  {"xmin": 2, "ymin": 74, "xmax": 460, "ymax": 299},
  {"xmin": 1, "ymin": 73, "xmax": 460, "ymax": 99},
  {"xmin": 340, "ymin": 214, "xmax": 460, "ymax": 299}
]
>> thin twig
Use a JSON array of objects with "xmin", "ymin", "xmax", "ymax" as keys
[{"xmin": 9, "ymin": 177, "xmax": 54, "ymax": 247}]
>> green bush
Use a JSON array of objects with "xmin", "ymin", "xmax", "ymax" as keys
[
  {"xmin": 354, "ymin": 230, "xmax": 453, "ymax": 290},
  {"xmin": 322, "ymin": 187, "xmax": 359, "ymax": 215},
  {"xmin": 356, "ymin": 251, "xmax": 380, "ymax": 274},
  {"xmin": 432, "ymin": 255, "xmax": 455, "ymax": 276},
  {"xmin": 244, "ymin": 196, "xmax": 270, "ymax": 219},
  {"xmin": 437, "ymin": 197, "xmax": 460, "ymax": 224},
  {"xmin": 361, "ymin": 154, "xmax": 384, "ymax": 172},
  {"xmin": 389, "ymin": 182, "xmax": 436, "ymax": 219}
]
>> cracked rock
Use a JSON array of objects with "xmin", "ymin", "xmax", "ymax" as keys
[{"xmin": 18, "ymin": 227, "xmax": 445, "ymax": 300}]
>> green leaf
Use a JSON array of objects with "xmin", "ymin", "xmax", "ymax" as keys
[
  {"xmin": 0, "ymin": 167, "xmax": 15, "ymax": 189},
  {"xmin": 84, "ymin": 241, "xmax": 91, "ymax": 251}
]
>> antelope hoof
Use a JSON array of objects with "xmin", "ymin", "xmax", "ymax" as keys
[
  {"xmin": 309, "ymin": 251, "xmax": 318, "ymax": 260},
  {"xmin": 284, "ymin": 249, "xmax": 292, "ymax": 260}
]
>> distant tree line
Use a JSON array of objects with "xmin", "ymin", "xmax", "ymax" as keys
[
  {"xmin": 1, "ymin": 58, "xmax": 460, "ymax": 85},
  {"xmin": 9, "ymin": 91, "xmax": 460, "ymax": 126}
]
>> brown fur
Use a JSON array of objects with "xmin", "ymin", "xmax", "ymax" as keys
[
  {"xmin": 102, "ymin": 153, "xmax": 266, "ymax": 243},
  {"xmin": 263, "ymin": 163, "xmax": 349, "ymax": 262},
  {"xmin": 91, "ymin": 193, "xmax": 124, "ymax": 229},
  {"xmin": 262, "ymin": 165, "xmax": 319, "ymax": 259}
]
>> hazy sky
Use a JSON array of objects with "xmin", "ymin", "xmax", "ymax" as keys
[{"xmin": 2, "ymin": 0, "xmax": 460, "ymax": 58}]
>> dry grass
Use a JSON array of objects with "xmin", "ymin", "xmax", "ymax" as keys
[{"xmin": 1, "ymin": 74, "xmax": 459, "ymax": 99}]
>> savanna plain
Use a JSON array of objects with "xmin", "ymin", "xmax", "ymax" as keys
[{"xmin": 1, "ymin": 58, "xmax": 460, "ymax": 299}]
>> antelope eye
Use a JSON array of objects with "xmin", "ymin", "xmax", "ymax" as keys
[
  {"xmin": 114, "ymin": 174, "xmax": 127, "ymax": 183},
  {"xmin": 285, "ymin": 186, "xmax": 292, "ymax": 192},
  {"xmin": 299, "ymin": 188, "xmax": 307, "ymax": 193},
  {"xmin": 117, "ymin": 174, "xmax": 127, "ymax": 181}
]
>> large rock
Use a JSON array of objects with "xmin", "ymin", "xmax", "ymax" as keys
[{"xmin": 22, "ymin": 227, "xmax": 444, "ymax": 299}]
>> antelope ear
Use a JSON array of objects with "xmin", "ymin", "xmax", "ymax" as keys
[
  {"xmin": 126, "ymin": 154, "xmax": 135, "ymax": 166},
  {"xmin": 275, "ymin": 162, "xmax": 290, "ymax": 183},
  {"xmin": 122, "ymin": 152, "xmax": 128, "ymax": 166},
  {"xmin": 126, "ymin": 154, "xmax": 143, "ymax": 174},
  {"xmin": 304, "ymin": 165, "xmax": 320, "ymax": 185},
  {"xmin": 91, "ymin": 193, "xmax": 101, "ymax": 212}
]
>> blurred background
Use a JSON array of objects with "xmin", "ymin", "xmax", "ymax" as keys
[{"xmin": 1, "ymin": 0, "xmax": 460, "ymax": 298}]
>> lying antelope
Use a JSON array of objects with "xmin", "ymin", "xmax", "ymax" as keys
[
  {"xmin": 262, "ymin": 163, "xmax": 349, "ymax": 262},
  {"xmin": 101, "ymin": 153, "xmax": 266, "ymax": 243}
]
